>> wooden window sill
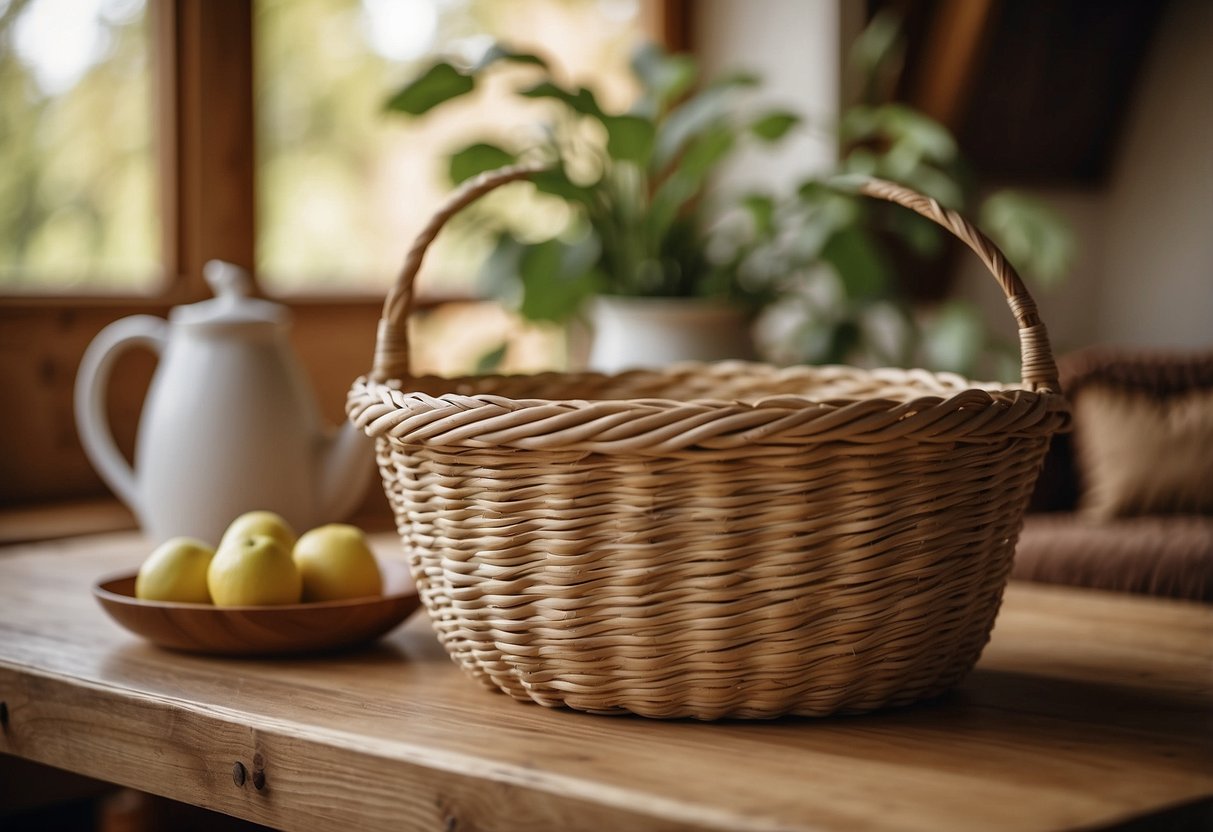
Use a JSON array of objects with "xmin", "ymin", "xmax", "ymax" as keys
[{"xmin": 0, "ymin": 498, "xmax": 138, "ymax": 546}]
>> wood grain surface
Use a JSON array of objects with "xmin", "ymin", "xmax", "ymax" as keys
[{"xmin": 1, "ymin": 532, "xmax": 1210, "ymax": 832}]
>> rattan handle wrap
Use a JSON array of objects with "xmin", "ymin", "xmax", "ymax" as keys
[
  {"xmin": 371, "ymin": 163, "xmax": 547, "ymax": 382},
  {"xmin": 371, "ymin": 170, "xmax": 1059, "ymax": 392},
  {"xmin": 857, "ymin": 178, "xmax": 1060, "ymax": 393}
]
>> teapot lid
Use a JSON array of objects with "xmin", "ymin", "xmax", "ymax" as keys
[{"xmin": 171, "ymin": 261, "xmax": 288, "ymax": 327}]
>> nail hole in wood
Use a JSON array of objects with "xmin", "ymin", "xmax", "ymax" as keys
[
  {"xmin": 252, "ymin": 752, "xmax": 266, "ymax": 790},
  {"xmin": 232, "ymin": 761, "xmax": 247, "ymax": 787}
]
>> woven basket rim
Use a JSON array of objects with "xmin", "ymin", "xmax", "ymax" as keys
[
  {"xmin": 348, "ymin": 361, "xmax": 1069, "ymax": 452},
  {"xmin": 365, "ymin": 359, "xmax": 1036, "ymax": 393}
]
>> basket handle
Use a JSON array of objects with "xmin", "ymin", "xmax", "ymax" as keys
[
  {"xmin": 371, "ymin": 168, "xmax": 1060, "ymax": 393},
  {"xmin": 371, "ymin": 163, "xmax": 547, "ymax": 383},
  {"xmin": 857, "ymin": 178, "xmax": 1060, "ymax": 393}
]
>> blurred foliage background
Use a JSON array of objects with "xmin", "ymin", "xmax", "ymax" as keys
[
  {"xmin": 0, "ymin": 0, "xmax": 157, "ymax": 291},
  {"xmin": 255, "ymin": 0, "xmax": 645, "ymax": 295},
  {"xmin": 0, "ymin": 0, "xmax": 646, "ymax": 295}
]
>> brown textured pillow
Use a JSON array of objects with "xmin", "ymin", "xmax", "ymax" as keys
[{"xmin": 1074, "ymin": 385, "xmax": 1213, "ymax": 518}]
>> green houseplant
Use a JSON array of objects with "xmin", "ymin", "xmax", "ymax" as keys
[
  {"xmin": 387, "ymin": 17, "xmax": 1074, "ymax": 378},
  {"xmin": 739, "ymin": 11, "xmax": 1075, "ymax": 378},
  {"xmin": 386, "ymin": 42, "xmax": 800, "ymax": 369}
]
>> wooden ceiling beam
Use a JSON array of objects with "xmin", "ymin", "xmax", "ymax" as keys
[{"xmin": 908, "ymin": 0, "xmax": 998, "ymax": 130}]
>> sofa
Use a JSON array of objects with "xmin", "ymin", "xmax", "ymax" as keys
[{"xmin": 1011, "ymin": 347, "xmax": 1213, "ymax": 602}]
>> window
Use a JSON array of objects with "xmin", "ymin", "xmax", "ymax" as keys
[
  {"xmin": 0, "ymin": 0, "xmax": 159, "ymax": 291},
  {"xmin": 255, "ymin": 0, "xmax": 649, "ymax": 295},
  {"xmin": 0, "ymin": 0, "xmax": 683, "ymax": 510}
]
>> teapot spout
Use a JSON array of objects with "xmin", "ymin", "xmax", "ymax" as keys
[{"xmin": 317, "ymin": 422, "xmax": 376, "ymax": 522}]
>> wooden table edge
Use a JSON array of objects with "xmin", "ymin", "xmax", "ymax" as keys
[{"xmin": 0, "ymin": 659, "xmax": 799, "ymax": 832}]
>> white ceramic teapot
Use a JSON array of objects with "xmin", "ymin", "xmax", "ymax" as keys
[{"xmin": 75, "ymin": 261, "xmax": 374, "ymax": 544}]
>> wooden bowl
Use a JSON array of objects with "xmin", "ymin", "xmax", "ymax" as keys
[{"xmin": 93, "ymin": 557, "xmax": 420, "ymax": 656}]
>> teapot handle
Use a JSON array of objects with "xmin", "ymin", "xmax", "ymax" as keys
[{"xmin": 74, "ymin": 315, "xmax": 169, "ymax": 511}]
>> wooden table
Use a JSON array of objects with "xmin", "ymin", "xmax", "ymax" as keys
[{"xmin": 1, "ymin": 532, "xmax": 1210, "ymax": 832}]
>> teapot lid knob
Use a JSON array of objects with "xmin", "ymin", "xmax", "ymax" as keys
[
  {"xmin": 204, "ymin": 260, "xmax": 253, "ymax": 299},
  {"xmin": 171, "ymin": 261, "xmax": 287, "ymax": 328}
]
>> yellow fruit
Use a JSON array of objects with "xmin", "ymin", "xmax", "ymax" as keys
[
  {"xmin": 207, "ymin": 534, "xmax": 302, "ymax": 606},
  {"xmin": 135, "ymin": 537, "xmax": 215, "ymax": 603},
  {"xmin": 219, "ymin": 510, "xmax": 297, "ymax": 553},
  {"xmin": 293, "ymin": 524, "xmax": 383, "ymax": 602}
]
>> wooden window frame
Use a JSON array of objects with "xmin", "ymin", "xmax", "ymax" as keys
[{"xmin": 0, "ymin": 0, "xmax": 689, "ymax": 519}]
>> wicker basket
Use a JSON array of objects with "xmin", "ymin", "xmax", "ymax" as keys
[{"xmin": 347, "ymin": 166, "xmax": 1070, "ymax": 720}]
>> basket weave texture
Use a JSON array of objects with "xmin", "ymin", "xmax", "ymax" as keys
[{"xmin": 348, "ymin": 168, "xmax": 1070, "ymax": 720}]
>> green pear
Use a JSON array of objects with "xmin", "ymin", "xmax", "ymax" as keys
[
  {"xmin": 208, "ymin": 533, "xmax": 302, "ymax": 606},
  {"xmin": 293, "ymin": 524, "xmax": 383, "ymax": 602},
  {"xmin": 135, "ymin": 537, "xmax": 215, "ymax": 603},
  {"xmin": 219, "ymin": 510, "xmax": 297, "ymax": 553}
]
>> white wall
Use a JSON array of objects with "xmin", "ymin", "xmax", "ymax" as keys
[
  {"xmin": 1095, "ymin": 0, "xmax": 1213, "ymax": 348},
  {"xmin": 693, "ymin": 0, "xmax": 863, "ymax": 194}
]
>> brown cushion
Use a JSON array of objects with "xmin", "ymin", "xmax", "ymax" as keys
[
  {"xmin": 1013, "ymin": 513, "xmax": 1213, "ymax": 602},
  {"xmin": 1028, "ymin": 348, "xmax": 1213, "ymax": 513},
  {"xmin": 1073, "ymin": 386, "xmax": 1213, "ymax": 519}
]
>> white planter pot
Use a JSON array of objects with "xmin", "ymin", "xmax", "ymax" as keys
[{"xmin": 585, "ymin": 296, "xmax": 755, "ymax": 374}]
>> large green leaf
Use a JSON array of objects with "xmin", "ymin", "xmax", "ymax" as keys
[
  {"xmin": 841, "ymin": 104, "xmax": 957, "ymax": 167},
  {"xmin": 647, "ymin": 126, "xmax": 735, "ymax": 243},
  {"xmin": 518, "ymin": 238, "xmax": 602, "ymax": 322},
  {"xmin": 798, "ymin": 179, "xmax": 840, "ymax": 202},
  {"xmin": 749, "ymin": 111, "xmax": 800, "ymax": 141},
  {"xmin": 785, "ymin": 185, "xmax": 862, "ymax": 261},
  {"xmin": 630, "ymin": 42, "xmax": 697, "ymax": 108},
  {"xmin": 603, "ymin": 114, "xmax": 656, "ymax": 165},
  {"xmin": 849, "ymin": 9, "xmax": 903, "ymax": 80},
  {"xmin": 478, "ymin": 233, "xmax": 525, "ymax": 300},
  {"xmin": 519, "ymin": 81, "xmax": 605, "ymax": 121},
  {"xmin": 883, "ymin": 105, "xmax": 956, "ymax": 163},
  {"xmin": 384, "ymin": 62, "xmax": 474, "ymax": 115},
  {"xmin": 980, "ymin": 190, "xmax": 1075, "ymax": 287},
  {"xmin": 849, "ymin": 9, "xmax": 905, "ymax": 105},
  {"xmin": 922, "ymin": 301, "xmax": 986, "ymax": 375},
  {"xmin": 474, "ymin": 342, "xmax": 509, "ymax": 374},
  {"xmin": 647, "ymin": 174, "xmax": 696, "ymax": 246},
  {"xmin": 679, "ymin": 124, "xmax": 735, "ymax": 180},
  {"xmin": 838, "ymin": 150, "xmax": 880, "ymax": 178},
  {"xmin": 834, "ymin": 152, "xmax": 964, "ymax": 210},
  {"xmin": 743, "ymin": 194, "xmax": 776, "ymax": 236},
  {"xmin": 706, "ymin": 70, "xmax": 762, "ymax": 90},
  {"xmin": 651, "ymin": 86, "xmax": 734, "ymax": 169},
  {"xmin": 820, "ymin": 226, "xmax": 891, "ymax": 300},
  {"xmin": 839, "ymin": 105, "xmax": 880, "ymax": 142},
  {"xmin": 448, "ymin": 143, "xmax": 517, "ymax": 184},
  {"xmin": 893, "ymin": 163, "xmax": 964, "ymax": 209}
]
